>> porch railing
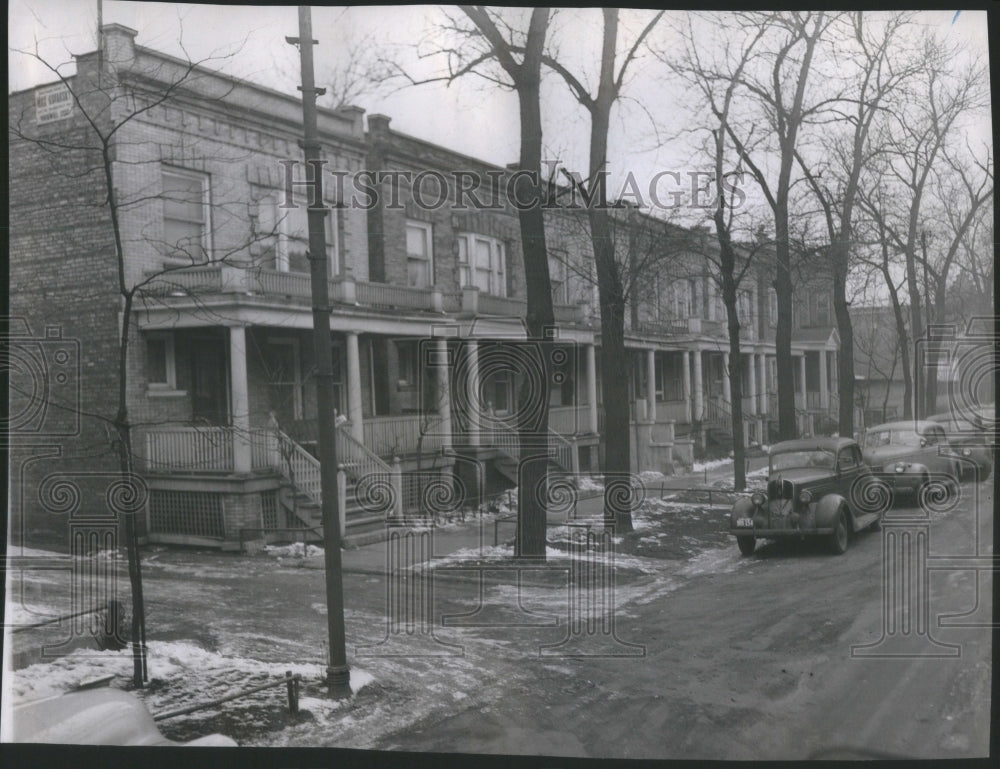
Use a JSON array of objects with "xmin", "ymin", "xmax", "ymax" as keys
[
  {"xmin": 144, "ymin": 427, "xmax": 234, "ymax": 472},
  {"xmin": 355, "ymin": 281, "xmax": 434, "ymax": 310},
  {"xmin": 140, "ymin": 266, "xmax": 223, "ymax": 296},
  {"xmin": 275, "ymin": 430, "xmax": 322, "ymax": 504},
  {"xmin": 336, "ymin": 426, "xmax": 393, "ymax": 483},
  {"xmin": 363, "ymin": 414, "xmax": 442, "ymax": 458},
  {"xmin": 548, "ymin": 405, "xmax": 591, "ymax": 436}
]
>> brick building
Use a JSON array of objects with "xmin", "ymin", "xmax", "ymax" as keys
[{"xmin": 9, "ymin": 25, "xmax": 839, "ymax": 549}]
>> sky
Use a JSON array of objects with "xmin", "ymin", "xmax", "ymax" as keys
[{"xmin": 8, "ymin": 2, "xmax": 992, "ymax": 233}]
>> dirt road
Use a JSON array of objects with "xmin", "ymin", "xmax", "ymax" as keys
[
  {"xmin": 377, "ymin": 481, "xmax": 993, "ymax": 760},
  {"xmin": 6, "ymin": 478, "xmax": 991, "ymax": 759}
]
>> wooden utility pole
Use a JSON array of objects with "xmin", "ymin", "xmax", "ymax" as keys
[{"xmin": 288, "ymin": 5, "xmax": 350, "ymax": 698}]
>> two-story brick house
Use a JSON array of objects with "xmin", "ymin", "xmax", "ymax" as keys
[{"xmin": 9, "ymin": 25, "xmax": 839, "ymax": 550}]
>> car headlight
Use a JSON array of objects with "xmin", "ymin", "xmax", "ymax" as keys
[
  {"xmin": 894, "ymin": 463, "xmax": 906, "ymax": 473},
  {"xmin": 799, "ymin": 489, "xmax": 812, "ymax": 504},
  {"xmin": 751, "ymin": 492, "xmax": 765, "ymax": 507},
  {"xmin": 962, "ymin": 448, "xmax": 972, "ymax": 457}
]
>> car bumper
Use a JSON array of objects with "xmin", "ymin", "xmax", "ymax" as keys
[
  {"xmin": 875, "ymin": 473, "xmax": 922, "ymax": 493},
  {"xmin": 730, "ymin": 526, "xmax": 834, "ymax": 538}
]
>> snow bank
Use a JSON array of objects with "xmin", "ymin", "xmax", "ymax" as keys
[{"xmin": 264, "ymin": 543, "xmax": 323, "ymax": 559}]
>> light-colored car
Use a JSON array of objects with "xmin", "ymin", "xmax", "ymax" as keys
[
  {"xmin": 8, "ymin": 688, "xmax": 237, "ymax": 746},
  {"xmin": 926, "ymin": 412, "xmax": 994, "ymax": 481},
  {"xmin": 861, "ymin": 420, "xmax": 961, "ymax": 497},
  {"xmin": 729, "ymin": 437, "xmax": 885, "ymax": 556}
]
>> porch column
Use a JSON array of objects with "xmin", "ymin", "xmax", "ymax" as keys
[
  {"xmin": 799, "ymin": 354, "xmax": 807, "ymax": 402},
  {"xmin": 747, "ymin": 353, "xmax": 757, "ymax": 415},
  {"xmin": 758, "ymin": 354, "xmax": 767, "ymax": 415},
  {"xmin": 586, "ymin": 343, "xmax": 598, "ymax": 434},
  {"xmin": 722, "ymin": 352, "xmax": 731, "ymax": 405},
  {"xmin": 436, "ymin": 337, "xmax": 452, "ymax": 450},
  {"xmin": 646, "ymin": 348, "xmax": 657, "ymax": 423},
  {"xmin": 346, "ymin": 331, "xmax": 364, "ymax": 443},
  {"xmin": 819, "ymin": 347, "xmax": 829, "ymax": 410},
  {"xmin": 465, "ymin": 340, "xmax": 480, "ymax": 447},
  {"xmin": 228, "ymin": 325, "xmax": 251, "ymax": 473},
  {"xmin": 682, "ymin": 350, "xmax": 692, "ymax": 423},
  {"xmin": 693, "ymin": 349, "xmax": 704, "ymax": 421}
]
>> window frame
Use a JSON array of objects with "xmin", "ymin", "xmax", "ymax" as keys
[
  {"xmin": 405, "ymin": 220, "xmax": 434, "ymax": 288},
  {"xmin": 265, "ymin": 337, "xmax": 304, "ymax": 421},
  {"xmin": 161, "ymin": 166, "xmax": 211, "ymax": 263},
  {"xmin": 146, "ymin": 332, "xmax": 179, "ymax": 392},
  {"xmin": 457, "ymin": 232, "xmax": 506, "ymax": 296},
  {"xmin": 255, "ymin": 187, "xmax": 339, "ymax": 277}
]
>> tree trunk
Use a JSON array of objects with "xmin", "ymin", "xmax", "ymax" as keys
[
  {"xmin": 513, "ymin": 65, "xmax": 553, "ymax": 559},
  {"xmin": 722, "ymin": 285, "xmax": 746, "ymax": 491},
  {"xmin": 774, "ymin": 203, "xmax": 797, "ymax": 439},
  {"xmin": 880, "ymin": 236, "xmax": 913, "ymax": 420},
  {"xmin": 832, "ymin": 249, "xmax": 855, "ymax": 437}
]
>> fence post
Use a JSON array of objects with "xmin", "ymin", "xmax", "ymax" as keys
[
  {"xmin": 337, "ymin": 465, "xmax": 347, "ymax": 537},
  {"xmin": 391, "ymin": 456, "xmax": 403, "ymax": 518}
]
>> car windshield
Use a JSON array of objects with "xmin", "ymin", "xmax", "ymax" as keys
[
  {"xmin": 770, "ymin": 449, "xmax": 836, "ymax": 472},
  {"xmin": 863, "ymin": 429, "xmax": 921, "ymax": 448}
]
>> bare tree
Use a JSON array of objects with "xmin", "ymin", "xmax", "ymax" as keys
[
  {"xmin": 538, "ymin": 8, "xmax": 663, "ymax": 530},
  {"xmin": 793, "ymin": 11, "xmax": 918, "ymax": 437},
  {"xmin": 10, "ymin": 29, "xmax": 260, "ymax": 685},
  {"xmin": 858, "ymin": 34, "xmax": 988, "ymax": 417},
  {"xmin": 710, "ymin": 11, "xmax": 836, "ymax": 441}
]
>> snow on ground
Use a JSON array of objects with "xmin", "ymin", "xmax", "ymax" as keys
[
  {"xmin": 692, "ymin": 457, "xmax": 734, "ymax": 473},
  {"xmin": 264, "ymin": 542, "xmax": 324, "ymax": 559}
]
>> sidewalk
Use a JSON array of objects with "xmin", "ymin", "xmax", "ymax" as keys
[{"xmin": 331, "ymin": 457, "xmax": 768, "ymax": 576}]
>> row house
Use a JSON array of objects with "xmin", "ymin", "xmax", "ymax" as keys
[{"xmin": 9, "ymin": 25, "xmax": 839, "ymax": 550}]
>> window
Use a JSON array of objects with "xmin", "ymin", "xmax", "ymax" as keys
[
  {"xmin": 255, "ymin": 188, "xmax": 338, "ymax": 276},
  {"xmin": 265, "ymin": 338, "xmax": 302, "ymax": 423},
  {"xmin": 815, "ymin": 293, "xmax": 830, "ymax": 325},
  {"xmin": 688, "ymin": 278, "xmax": 699, "ymax": 317},
  {"xmin": 162, "ymin": 168, "xmax": 210, "ymax": 261},
  {"xmin": 549, "ymin": 249, "xmax": 568, "ymax": 304},
  {"xmin": 406, "ymin": 221, "xmax": 433, "ymax": 288},
  {"xmin": 458, "ymin": 233, "xmax": 506, "ymax": 296},
  {"xmin": 396, "ymin": 340, "xmax": 417, "ymax": 388},
  {"xmin": 147, "ymin": 333, "xmax": 177, "ymax": 390},
  {"xmin": 768, "ymin": 288, "xmax": 777, "ymax": 327},
  {"xmin": 838, "ymin": 447, "xmax": 858, "ymax": 470}
]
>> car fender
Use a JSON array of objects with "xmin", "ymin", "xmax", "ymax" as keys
[
  {"xmin": 815, "ymin": 493, "xmax": 849, "ymax": 528},
  {"xmin": 730, "ymin": 496, "xmax": 755, "ymax": 525}
]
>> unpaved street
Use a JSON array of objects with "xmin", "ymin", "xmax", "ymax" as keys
[{"xmin": 6, "ymin": 478, "xmax": 992, "ymax": 759}]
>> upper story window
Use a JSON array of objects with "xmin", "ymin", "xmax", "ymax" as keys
[
  {"xmin": 458, "ymin": 233, "xmax": 506, "ymax": 297},
  {"xmin": 768, "ymin": 288, "xmax": 777, "ymax": 327},
  {"xmin": 549, "ymin": 249, "xmax": 569, "ymax": 304},
  {"xmin": 255, "ymin": 188, "xmax": 339, "ymax": 277},
  {"xmin": 162, "ymin": 167, "xmax": 210, "ymax": 262},
  {"xmin": 405, "ymin": 221, "xmax": 433, "ymax": 288}
]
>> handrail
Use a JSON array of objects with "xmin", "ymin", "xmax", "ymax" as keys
[
  {"xmin": 547, "ymin": 429, "xmax": 575, "ymax": 472},
  {"xmin": 276, "ymin": 430, "xmax": 321, "ymax": 504},
  {"xmin": 336, "ymin": 425, "xmax": 393, "ymax": 483}
]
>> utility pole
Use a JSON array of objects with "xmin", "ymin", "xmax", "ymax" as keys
[{"xmin": 287, "ymin": 5, "xmax": 351, "ymax": 698}]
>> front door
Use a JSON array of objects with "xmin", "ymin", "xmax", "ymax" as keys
[{"xmin": 191, "ymin": 336, "xmax": 229, "ymax": 425}]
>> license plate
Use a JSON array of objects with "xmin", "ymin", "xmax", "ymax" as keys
[{"xmin": 735, "ymin": 517, "xmax": 754, "ymax": 528}]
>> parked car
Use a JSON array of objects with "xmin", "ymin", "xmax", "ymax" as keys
[
  {"xmin": 729, "ymin": 437, "xmax": 885, "ymax": 556},
  {"xmin": 861, "ymin": 420, "xmax": 962, "ymax": 497},
  {"xmin": 926, "ymin": 412, "xmax": 994, "ymax": 481},
  {"xmin": 8, "ymin": 688, "xmax": 237, "ymax": 746}
]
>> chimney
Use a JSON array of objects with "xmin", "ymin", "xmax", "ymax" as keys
[
  {"xmin": 100, "ymin": 23, "xmax": 138, "ymax": 68},
  {"xmin": 366, "ymin": 113, "xmax": 392, "ymax": 138}
]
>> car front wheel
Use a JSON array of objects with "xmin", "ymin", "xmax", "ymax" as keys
[
  {"xmin": 736, "ymin": 535, "xmax": 756, "ymax": 556},
  {"xmin": 829, "ymin": 508, "xmax": 849, "ymax": 555}
]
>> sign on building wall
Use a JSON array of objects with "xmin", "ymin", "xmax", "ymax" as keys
[{"xmin": 35, "ymin": 83, "xmax": 73, "ymax": 124}]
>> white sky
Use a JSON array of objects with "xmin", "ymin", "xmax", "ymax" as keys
[{"xmin": 8, "ymin": 3, "xmax": 991, "ymax": 234}]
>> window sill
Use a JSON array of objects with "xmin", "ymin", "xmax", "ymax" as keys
[{"xmin": 147, "ymin": 388, "xmax": 188, "ymax": 398}]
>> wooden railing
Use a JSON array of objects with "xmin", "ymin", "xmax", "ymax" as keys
[
  {"xmin": 363, "ymin": 414, "xmax": 442, "ymax": 457},
  {"xmin": 704, "ymin": 398, "xmax": 731, "ymax": 428},
  {"xmin": 478, "ymin": 294, "xmax": 527, "ymax": 316},
  {"xmin": 140, "ymin": 266, "xmax": 223, "ymax": 296},
  {"xmin": 336, "ymin": 426, "xmax": 393, "ymax": 484},
  {"xmin": 144, "ymin": 427, "xmax": 234, "ymax": 472},
  {"xmin": 355, "ymin": 281, "xmax": 433, "ymax": 310},
  {"xmin": 806, "ymin": 391, "xmax": 823, "ymax": 409},
  {"xmin": 276, "ymin": 430, "xmax": 322, "ymax": 504},
  {"xmin": 548, "ymin": 405, "xmax": 591, "ymax": 436},
  {"xmin": 548, "ymin": 430, "xmax": 575, "ymax": 473},
  {"xmin": 441, "ymin": 291, "xmax": 464, "ymax": 313}
]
